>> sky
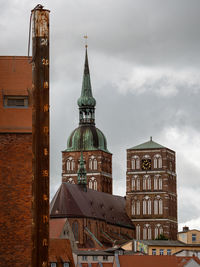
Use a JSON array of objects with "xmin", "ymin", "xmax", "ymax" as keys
[{"xmin": 1, "ymin": 0, "xmax": 200, "ymax": 231}]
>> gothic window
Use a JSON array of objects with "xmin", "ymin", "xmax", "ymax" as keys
[
  {"xmin": 136, "ymin": 225, "xmax": 140, "ymax": 240},
  {"xmin": 154, "ymin": 154, "xmax": 162, "ymax": 169},
  {"xmin": 154, "ymin": 199, "xmax": 158, "ymax": 215},
  {"xmin": 132, "ymin": 200, "xmax": 135, "ymax": 215},
  {"xmin": 158, "ymin": 177, "xmax": 162, "ymax": 190},
  {"xmin": 148, "ymin": 226, "xmax": 152, "ymax": 240},
  {"xmin": 155, "ymin": 226, "xmax": 159, "ymax": 239},
  {"xmin": 136, "ymin": 177, "xmax": 140, "ymax": 190},
  {"xmin": 143, "ymin": 176, "xmax": 147, "ymax": 190},
  {"xmin": 143, "ymin": 199, "xmax": 147, "ymax": 215},
  {"xmin": 131, "ymin": 156, "xmax": 140, "ymax": 170},
  {"xmin": 159, "ymin": 199, "xmax": 163, "ymax": 214},
  {"xmin": 89, "ymin": 156, "xmax": 98, "ymax": 170},
  {"xmin": 72, "ymin": 221, "xmax": 79, "ymax": 241},
  {"xmin": 132, "ymin": 177, "xmax": 136, "ymax": 190},
  {"xmin": 94, "ymin": 179, "xmax": 97, "ymax": 190},
  {"xmin": 148, "ymin": 198, "xmax": 151, "ymax": 215},
  {"xmin": 88, "ymin": 177, "xmax": 97, "ymax": 190},
  {"xmin": 155, "ymin": 224, "xmax": 163, "ymax": 239},
  {"xmin": 66, "ymin": 157, "xmax": 75, "ymax": 171},
  {"xmin": 143, "ymin": 226, "xmax": 147, "ymax": 240},
  {"xmin": 147, "ymin": 176, "xmax": 151, "ymax": 190},
  {"xmin": 136, "ymin": 200, "xmax": 140, "ymax": 215},
  {"xmin": 154, "ymin": 176, "xmax": 158, "ymax": 190}
]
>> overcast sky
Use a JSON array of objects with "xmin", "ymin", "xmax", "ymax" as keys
[{"xmin": 1, "ymin": 0, "xmax": 200, "ymax": 231}]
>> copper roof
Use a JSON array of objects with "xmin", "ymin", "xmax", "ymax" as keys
[
  {"xmin": 50, "ymin": 183, "xmax": 134, "ymax": 229},
  {"xmin": 49, "ymin": 239, "xmax": 75, "ymax": 266},
  {"xmin": 50, "ymin": 218, "xmax": 67, "ymax": 238}
]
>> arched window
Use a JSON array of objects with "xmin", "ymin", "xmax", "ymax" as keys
[
  {"xmin": 143, "ymin": 199, "xmax": 147, "ymax": 215},
  {"xmin": 148, "ymin": 226, "xmax": 152, "ymax": 240},
  {"xmin": 154, "ymin": 176, "xmax": 158, "ymax": 190},
  {"xmin": 158, "ymin": 177, "xmax": 162, "ymax": 190},
  {"xmin": 132, "ymin": 176, "xmax": 136, "ymax": 190},
  {"xmin": 89, "ymin": 179, "xmax": 93, "ymax": 189},
  {"xmin": 159, "ymin": 199, "xmax": 163, "ymax": 214},
  {"xmin": 143, "ymin": 176, "xmax": 147, "ymax": 190},
  {"xmin": 154, "ymin": 199, "xmax": 158, "ymax": 215},
  {"xmin": 148, "ymin": 199, "xmax": 151, "ymax": 215},
  {"xmin": 154, "ymin": 154, "xmax": 162, "ymax": 169},
  {"xmin": 89, "ymin": 156, "xmax": 98, "ymax": 170},
  {"xmin": 66, "ymin": 157, "xmax": 75, "ymax": 171},
  {"xmin": 136, "ymin": 225, "xmax": 140, "ymax": 240},
  {"xmin": 136, "ymin": 177, "xmax": 140, "ymax": 190},
  {"xmin": 93, "ymin": 159, "xmax": 97, "ymax": 170},
  {"xmin": 72, "ymin": 221, "xmax": 79, "ymax": 241},
  {"xmin": 147, "ymin": 177, "xmax": 151, "ymax": 190},
  {"xmin": 155, "ymin": 224, "xmax": 163, "ymax": 239},
  {"xmin": 132, "ymin": 200, "xmax": 135, "ymax": 215},
  {"xmin": 155, "ymin": 226, "xmax": 159, "ymax": 239},
  {"xmin": 131, "ymin": 156, "xmax": 140, "ymax": 170},
  {"xmin": 94, "ymin": 179, "xmax": 97, "ymax": 190},
  {"xmin": 88, "ymin": 177, "xmax": 97, "ymax": 190},
  {"xmin": 143, "ymin": 226, "xmax": 147, "ymax": 240},
  {"xmin": 136, "ymin": 200, "xmax": 140, "ymax": 215}
]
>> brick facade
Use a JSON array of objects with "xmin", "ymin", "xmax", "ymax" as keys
[
  {"xmin": 0, "ymin": 133, "xmax": 32, "ymax": 266},
  {"xmin": 126, "ymin": 145, "xmax": 177, "ymax": 240},
  {"xmin": 62, "ymin": 150, "xmax": 112, "ymax": 194}
]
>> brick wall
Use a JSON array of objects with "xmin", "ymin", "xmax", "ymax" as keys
[{"xmin": 0, "ymin": 133, "xmax": 32, "ymax": 266}]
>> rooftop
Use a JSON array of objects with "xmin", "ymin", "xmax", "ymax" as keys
[{"xmin": 128, "ymin": 137, "xmax": 165, "ymax": 151}]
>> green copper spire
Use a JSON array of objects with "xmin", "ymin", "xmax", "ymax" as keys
[
  {"xmin": 77, "ymin": 151, "xmax": 87, "ymax": 185},
  {"xmin": 77, "ymin": 47, "xmax": 96, "ymax": 125}
]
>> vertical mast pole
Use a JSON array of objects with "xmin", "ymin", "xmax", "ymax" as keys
[{"xmin": 31, "ymin": 5, "xmax": 50, "ymax": 267}]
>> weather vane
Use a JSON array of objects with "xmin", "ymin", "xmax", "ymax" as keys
[{"xmin": 84, "ymin": 35, "xmax": 88, "ymax": 48}]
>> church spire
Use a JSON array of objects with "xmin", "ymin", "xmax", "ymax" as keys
[
  {"xmin": 77, "ymin": 46, "xmax": 96, "ymax": 125},
  {"xmin": 77, "ymin": 151, "xmax": 87, "ymax": 187}
]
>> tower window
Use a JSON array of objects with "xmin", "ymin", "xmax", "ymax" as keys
[
  {"xmin": 89, "ymin": 156, "xmax": 98, "ymax": 170},
  {"xmin": 88, "ymin": 177, "xmax": 97, "ymax": 190},
  {"xmin": 131, "ymin": 156, "xmax": 140, "ymax": 170},
  {"xmin": 154, "ymin": 154, "xmax": 162, "ymax": 169},
  {"xmin": 66, "ymin": 157, "xmax": 75, "ymax": 171}
]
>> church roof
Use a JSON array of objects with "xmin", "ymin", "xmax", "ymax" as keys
[
  {"xmin": 128, "ymin": 137, "xmax": 165, "ymax": 150},
  {"xmin": 50, "ymin": 183, "xmax": 134, "ymax": 229}
]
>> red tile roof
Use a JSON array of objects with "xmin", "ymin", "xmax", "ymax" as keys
[
  {"xmin": 49, "ymin": 239, "xmax": 75, "ymax": 267},
  {"xmin": 117, "ymin": 255, "xmax": 200, "ymax": 267},
  {"xmin": 50, "ymin": 218, "xmax": 67, "ymax": 238}
]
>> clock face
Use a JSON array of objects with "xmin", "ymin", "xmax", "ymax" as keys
[{"xmin": 141, "ymin": 159, "xmax": 151, "ymax": 170}]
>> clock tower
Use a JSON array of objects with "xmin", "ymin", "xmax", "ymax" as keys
[{"xmin": 126, "ymin": 137, "xmax": 177, "ymax": 240}]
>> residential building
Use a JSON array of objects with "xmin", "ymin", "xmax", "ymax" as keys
[{"xmin": 178, "ymin": 227, "xmax": 200, "ymax": 244}]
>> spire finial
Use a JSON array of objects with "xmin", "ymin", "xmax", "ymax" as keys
[
  {"xmin": 84, "ymin": 35, "xmax": 88, "ymax": 48},
  {"xmin": 150, "ymin": 136, "xmax": 152, "ymax": 141}
]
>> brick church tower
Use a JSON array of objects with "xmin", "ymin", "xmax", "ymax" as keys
[
  {"xmin": 126, "ymin": 137, "xmax": 177, "ymax": 240},
  {"xmin": 62, "ymin": 48, "xmax": 112, "ymax": 194}
]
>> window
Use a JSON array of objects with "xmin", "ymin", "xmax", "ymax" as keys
[
  {"xmin": 88, "ymin": 177, "xmax": 97, "ymax": 190},
  {"xmin": 158, "ymin": 178, "xmax": 162, "ymax": 190},
  {"xmin": 66, "ymin": 157, "xmax": 75, "ymax": 171},
  {"xmin": 143, "ymin": 200, "xmax": 147, "ymax": 215},
  {"xmin": 147, "ymin": 199, "xmax": 151, "ymax": 215},
  {"xmin": 89, "ymin": 156, "xmax": 98, "ymax": 170},
  {"xmin": 154, "ymin": 154, "xmax": 162, "ymax": 169},
  {"xmin": 148, "ymin": 227, "xmax": 152, "ymax": 240},
  {"xmin": 136, "ymin": 200, "xmax": 140, "ymax": 215},
  {"xmin": 143, "ymin": 227, "xmax": 147, "ymax": 240},
  {"xmin": 67, "ymin": 177, "xmax": 74, "ymax": 184},
  {"xmin": 143, "ymin": 177, "xmax": 147, "ymax": 190},
  {"xmin": 82, "ymin": 256, "xmax": 87, "ymax": 261},
  {"xmin": 4, "ymin": 95, "xmax": 29, "ymax": 108},
  {"xmin": 103, "ymin": 256, "xmax": 108, "ymax": 261},
  {"xmin": 72, "ymin": 221, "xmax": 79, "ymax": 241},
  {"xmin": 136, "ymin": 178, "xmax": 140, "ymax": 190},
  {"xmin": 132, "ymin": 200, "xmax": 135, "ymax": 215},
  {"xmin": 136, "ymin": 225, "xmax": 140, "ymax": 240},
  {"xmin": 192, "ymin": 234, "xmax": 197, "ymax": 242},
  {"xmin": 155, "ymin": 227, "xmax": 159, "ymax": 239},
  {"xmin": 93, "ymin": 256, "xmax": 98, "ymax": 261},
  {"xmin": 154, "ymin": 176, "xmax": 158, "ymax": 190},
  {"xmin": 63, "ymin": 263, "xmax": 69, "ymax": 267},
  {"xmin": 131, "ymin": 156, "xmax": 140, "ymax": 170},
  {"xmin": 159, "ymin": 199, "xmax": 163, "ymax": 214},
  {"xmin": 152, "ymin": 249, "xmax": 156, "ymax": 255},
  {"xmin": 51, "ymin": 263, "xmax": 57, "ymax": 267},
  {"xmin": 167, "ymin": 249, "xmax": 171, "ymax": 255},
  {"xmin": 132, "ymin": 177, "xmax": 136, "ymax": 190},
  {"xmin": 147, "ymin": 177, "xmax": 151, "ymax": 190},
  {"xmin": 160, "ymin": 249, "xmax": 164, "ymax": 255},
  {"xmin": 154, "ymin": 199, "xmax": 158, "ymax": 215}
]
